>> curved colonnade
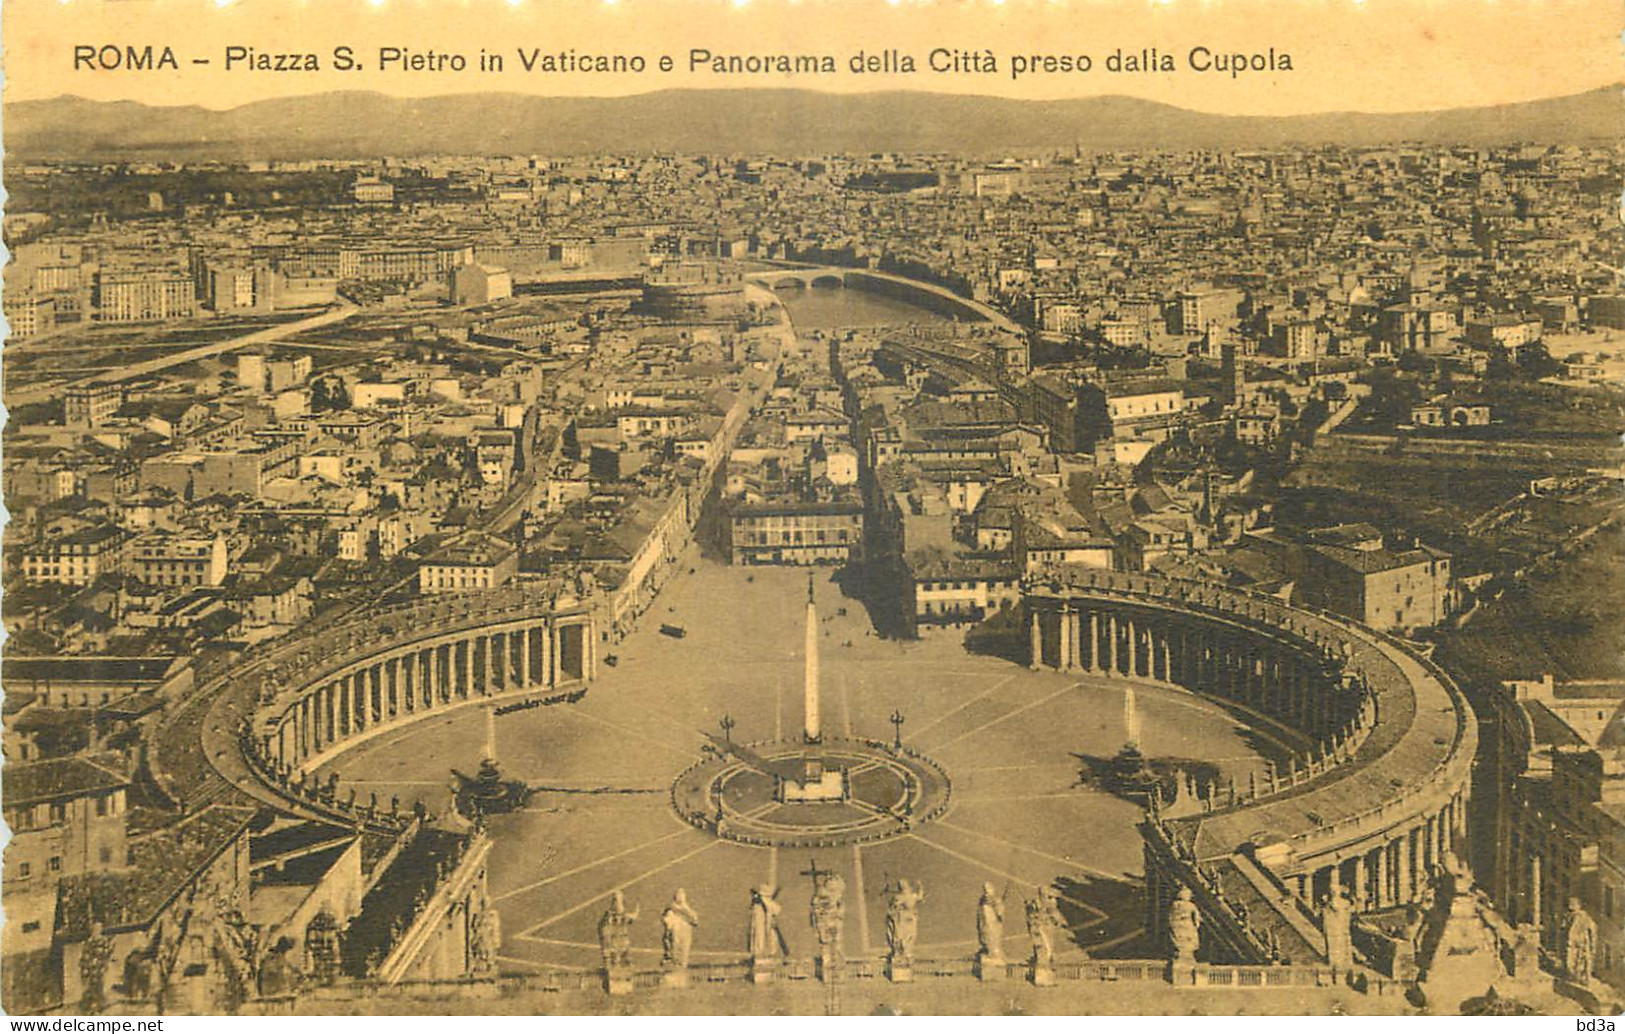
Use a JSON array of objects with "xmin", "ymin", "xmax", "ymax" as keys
[
  {"xmin": 237, "ymin": 584, "xmax": 598, "ymax": 821},
  {"xmin": 1023, "ymin": 568, "xmax": 1476, "ymax": 964}
]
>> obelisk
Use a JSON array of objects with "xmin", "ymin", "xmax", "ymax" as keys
[{"xmin": 804, "ymin": 574, "xmax": 821, "ymax": 744}]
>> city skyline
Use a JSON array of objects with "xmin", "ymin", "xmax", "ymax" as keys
[{"xmin": 9, "ymin": 84, "xmax": 1619, "ymax": 161}]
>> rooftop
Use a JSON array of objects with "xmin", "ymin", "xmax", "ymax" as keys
[{"xmin": 3, "ymin": 752, "xmax": 131, "ymax": 808}]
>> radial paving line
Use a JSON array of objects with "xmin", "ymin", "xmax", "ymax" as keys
[
  {"xmin": 902, "ymin": 833, "xmax": 1042, "ymax": 892},
  {"xmin": 907, "ymin": 832, "xmax": 1107, "ymax": 925},
  {"xmin": 558, "ymin": 705, "xmax": 701, "ymax": 757},
  {"xmin": 494, "ymin": 827, "xmax": 693, "ymax": 903},
  {"xmin": 903, "ymin": 672, "xmax": 1023, "ymax": 741},
  {"xmin": 517, "ymin": 838, "xmax": 725, "ymax": 937},
  {"xmin": 934, "ymin": 817, "xmax": 1123, "ymax": 881},
  {"xmin": 928, "ymin": 681, "xmax": 1086, "ymax": 753}
]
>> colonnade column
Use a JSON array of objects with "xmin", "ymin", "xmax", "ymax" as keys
[
  {"xmin": 482, "ymin": 635, "xmax": 495, "ymax": 695},
  {"xmin": 1059, "ymin": 607, "xmax": 1074, "ymax": 672},
  {"xmin": 327, "ymin": 681, "xmax": 338, "ymax": 743},
  {"xmin": 1396, "ymin": 828, "xmax": 1412, "ymax": 903},
  {"xmin": 357, "ymin": 668, "xmax": 368, "ymax": 729},
  {"xmin": 387, "ymin": 658, "xmax": 399, "ymax": 719},
  {"xmin": 352, "ymin": 670, "xmax": 363, "ymax": 730},
  {"xmin": 549, "ymin": 625, "xmax": 560, "ymax": 686},
  {"xmin": 1373, "ymin": 842, "xmax": 1389, "ymax": 909}
]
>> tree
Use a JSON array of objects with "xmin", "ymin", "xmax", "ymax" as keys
[
  {"xmin": 1366, "ymin": 367, "xmax": 1424, "ymax": 426},
  {"xmin": 310, "ymin": 377, "xmax": 351, "ymax": 412},
  {"xmin": 1517, "ymin": 341, "xmax": 1563, "ymax": 379}
]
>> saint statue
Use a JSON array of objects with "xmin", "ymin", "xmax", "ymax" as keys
[
  {"xmin": 1561, "ymin": 898, "xmax": 1596, "ymax": 985},
  {"xmin": 884, "ymin": 879, "xmax": 925, "ymax": 965},
  {"xmin": 1168, "ymin": 886, "xmax": 1203, "ymax": 962},
  {"xmin": 596, "ymin": 891, "xmax": 638, "ymax": 971},
  {"xmin": 748, "ymin": 885, "xmax": 784, "ymax": 962},
  {"xmin": 1322, "ymin": 889, "xmax": 1354, "ymax": 971},
  {"xmin": 1025, "ymin": 888, "xmax": 1063, "ymax": 968},
  {"xmin": 977, "ymin": 883, "xmax": 1006, "ymax": 965},
  {"xmin": 810, "ymin": 872, "xmax": 847, "ymax": 959},
  {"xmin": 661, "ymin": 889, "xmax": 700, "ymax": 970}
]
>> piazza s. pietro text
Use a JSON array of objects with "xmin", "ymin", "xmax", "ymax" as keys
[
  {"xmin": 69, "ymin": 43, "xmax": 1294, "ymax": 81},
  {"xmin": 2, "ymin": 19, "xmax": 1623, "ymax": 1020}
]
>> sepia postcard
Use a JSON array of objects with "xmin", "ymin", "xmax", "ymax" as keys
[{"xmin": 1, "ymin": 0, "xmax": 1622, "ymax": 1018}]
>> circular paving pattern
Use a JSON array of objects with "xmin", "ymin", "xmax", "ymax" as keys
[{"xmin": 670, "ymin": 737, "xmax": 951, "ymax": 847}]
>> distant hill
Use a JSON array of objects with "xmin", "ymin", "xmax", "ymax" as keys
[{"xmin": 6, "ymin": 86, "xmax": 1620, "ymax": 160}]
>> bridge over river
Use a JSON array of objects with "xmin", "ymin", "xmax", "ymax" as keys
[{"xmin": 748, "ymin": 264, "xmax": 1021, "ymax": 334}]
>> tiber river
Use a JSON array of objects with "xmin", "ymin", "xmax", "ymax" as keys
[{"xmin": 772, "ymin": 282, "xmax": 957, "ymax": 332}]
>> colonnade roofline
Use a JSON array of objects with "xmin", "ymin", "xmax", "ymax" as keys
[
  {"xmin": 1020, "ymin": 566, "xmax": 1476, "ymax": 872},
  {"xmin": 230, "ymin": 585, "xmax": 602, "ymax": 820},
  {"xmin": 253, "ymin": 585, "xmax": 592, "ymax": 712}
]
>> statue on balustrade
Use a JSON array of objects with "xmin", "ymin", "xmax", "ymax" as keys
[
  {"xmin": 661, "ymin": 888, "xmax": 700, "ymax": 970},
  {"xmin": 597, "ymin": 891, "xmax": 638, "ymax": 971},
  {"xmin": 1025, "ymin": 887, "xmax": 1063, "ymax": 968},
  {"xmin": 1323, "ymin": 888, "xmax": 1355, "ymax": 971},
  {"xmin": 1560, "ymin": 898, "xmax": 1596, "ymax": 986},
  {"xmin": 884, "ymin": 879, "xmax": 925, "ymax": 967},
  {"xmin": 748, "ymin": 884, "xmax": 786, "ymax": 964},
  {"xmin": 977, "ymin": 882, "xmax": 1006, "ymax": 966},
  {"xmin": 304, "ymin": 909, "xmax": 341, "ymax": 985},
  {"xmin": 810, "ymin": 871, "xmax": 847, "ymax": 963},
  {"xmin": 1168, "ymin": 886, "xmax": 1202, "ymax": 962}
]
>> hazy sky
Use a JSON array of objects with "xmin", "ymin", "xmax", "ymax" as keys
[{"xmin": 6, "ymin": 0, "xmax": 1620, "ymax": 115}]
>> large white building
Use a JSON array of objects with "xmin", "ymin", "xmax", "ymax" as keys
[
  {"xmin": 418, "ymin": 534, "xmax": 519, "ymax": 594},
  {"xmin": 451, "ymin": 263, "xmax": 513, "ymax": 306},
  {"xmin": 128, "ymin": 532, "xmax": 229, "ymax": 588}
]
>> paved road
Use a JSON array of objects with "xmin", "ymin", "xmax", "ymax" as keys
[{"xmin": 5, "ymin": 299, "xmax": 360, "ymax": 407}]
